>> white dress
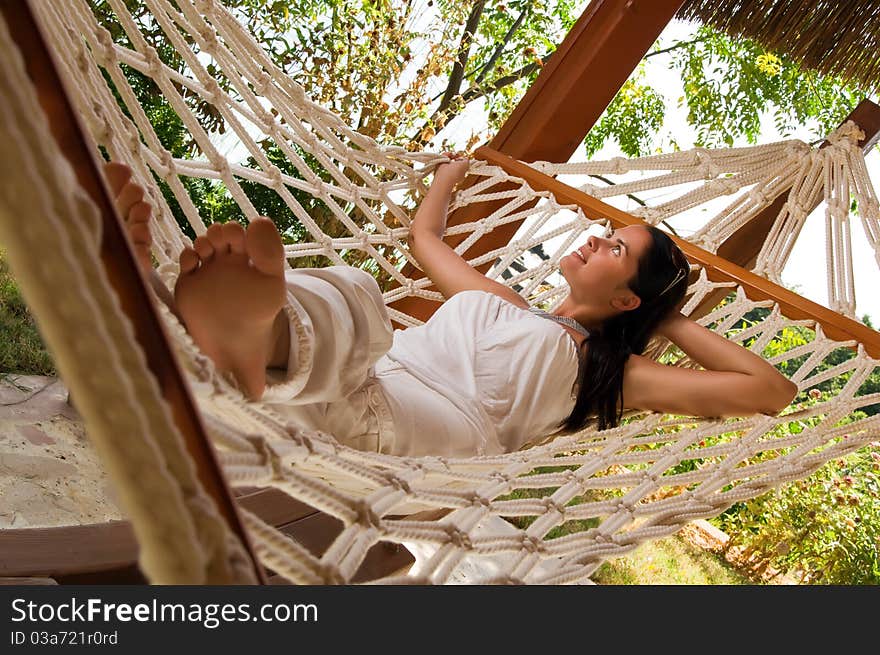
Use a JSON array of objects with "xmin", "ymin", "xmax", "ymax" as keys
[{"xmin": 262, "ymin": 267, "xmax": 579, "ymax": 458}]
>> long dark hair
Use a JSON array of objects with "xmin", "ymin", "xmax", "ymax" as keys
[{"xmin": 561, "ymin": 226, "xmax": 689, "ymax": 432}]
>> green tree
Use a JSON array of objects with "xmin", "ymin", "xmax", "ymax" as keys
[
  {"xmin": 92, "ymin": 2, "xmax": 873, "ymax": 230},
  {"xmin": 587, "ymin": 24, "xmax": 869, "ymax": 156}
]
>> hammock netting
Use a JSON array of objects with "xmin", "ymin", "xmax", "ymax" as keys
[{"xmin": 1, "ymin": 0, "xmax": 879, "ymax": 584}]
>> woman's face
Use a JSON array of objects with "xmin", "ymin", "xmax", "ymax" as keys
[{"xmin": 559, "ymin": 224, "xmax": 653, "ymax": 312}]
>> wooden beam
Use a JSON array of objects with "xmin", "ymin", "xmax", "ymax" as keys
[
  {"xmin": 0, "ymin": 488, "xmax": 319, "ymax": 581},
  {"xmin": 276, "ymin": 513, "xmax": 415, "ymax": 583},
  {"xmin": 475, "ymin": 145, "xmax": 880, "ymax": 358},
  {"xmin": 389, "ymin": 0, "xmax": 685, "ymax": 325},
  {"xmin": 2, "ymin": 1, "xmax": 266, "ymax": 583},
  {"xmin": 490, "ymin": 0, "xmax": 687, "ymax": 160}
]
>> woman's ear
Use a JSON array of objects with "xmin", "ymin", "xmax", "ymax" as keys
[{"xmin": 611, "ymin": 291, "xmax": 641, "ymax": 312}]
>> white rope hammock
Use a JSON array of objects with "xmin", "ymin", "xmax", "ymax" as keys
[{"xmin": 1, "ymin": 0, "xmax": 879, "ymax": 584}]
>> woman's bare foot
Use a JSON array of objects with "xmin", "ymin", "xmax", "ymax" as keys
[
  {"xmin": 103, "ymin": 162, "xmax": 154, "ymax": 276},
  {"xmin": 103, "ymin": 161, "xmax": 180, "ymax": 317},
  {"xmin": 173, "ymin": 218, "xmax": 288, "ymax": 401}
]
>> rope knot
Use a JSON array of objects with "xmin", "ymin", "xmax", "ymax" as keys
[
  {"xmin": 145, "ymin": 46, "xmax": 162, "ymax": 76},
  {"xmin": 692, "ymin": 147, "xmax": 711, "ymax": 165},
  {"xmin": 827, "ymin": 121, "xmax": 864, "ymax": 147},
  {"xmin": 94, "ymin": 26, "xmax": 116, "ymax": 64},
  {"xmin": 383, "ymin": 473, "xmax": 411, "ymax": 494},
  {"xmin": 541, "ymin": 497, "xmax": 565, "ymax": 516},
  {"xmin": 470, "ymin": 493, "xmax": 490, "ymax": 509},
  {"xmin": 197, "ymin": 26, "xmax": 219, "ymax": 52},
  {"xmin": 356, "ymin": 501, "xmax": 382, "ymax": 530},
  {"xmin": 748, "ymin": 188, "xmax": 769, "ymax": 205},
  {"xmin": 159, "ymin": 150, "xmax": 175, "ymax": 177},
  {"xmin": 266, "ymin": 165, "xmax": 282, "ymax": 187},
  {"xmin": 194, "ymin": 0, "xmax": 216, "ymax": 16},
  {"xmin": 610, "ymin": 156, "xmax": 628, "ymax": 175},
  {"xmin": 91, "ymin": 104, "xmax": 112, "ymax": 144},
  {"xmin": 444, "ymin": 526, "xmax": 472, "ymax": 550},
  {"xmin": 205, "ymin": 78, "xmax": 222, "ymax": 102},
  {"xmin": 702, "ymin": 163, "xmax": 720, "ymax": 179},
  {"xmin": 521, "ymin": 534, "xmax": 544, "ymax": 554},
  {"xmin": 256, "ymin": 72, "xmax": 273, "ymax": 96}
]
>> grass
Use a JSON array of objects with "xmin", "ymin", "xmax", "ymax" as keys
[
  {"xmin": 593, "ymin": 533, "xmax": 752, "ymax": 585},
  {"xmin": 500, "ymin": 468, "xmax": 753, "ymax": 585},
  {"xmin": 0, "ymin": 248, "xmax": 56, "ymax": 375}
]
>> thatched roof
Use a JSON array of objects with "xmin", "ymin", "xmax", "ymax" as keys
[{"xmin": 676, "ymin": 0, "xmax": 880, "ymax": 90}]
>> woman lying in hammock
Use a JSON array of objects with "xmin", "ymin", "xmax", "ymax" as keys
[{"xmin": 104, "ymin": 156, "xmax": 797, "ymax": 457}]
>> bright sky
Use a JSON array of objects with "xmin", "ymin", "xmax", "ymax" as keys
[{"xmin": 434, "ymin": 18, "xmax": 880, "ymax": 324}]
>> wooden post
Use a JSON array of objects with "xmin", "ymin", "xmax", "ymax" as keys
[
  {"xmin": 389, "ymin": 0, "xmax": 685, "ymax": 325},
  {"xmin": 2, "ymin": 0, "xmax": 267, "ymax": 584}
]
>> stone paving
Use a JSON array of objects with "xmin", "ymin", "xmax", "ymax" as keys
[{"xmin": 0, "ymin": 374, "xmax": 124, "ymax": 529}]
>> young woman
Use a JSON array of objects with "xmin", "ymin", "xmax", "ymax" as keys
[{"xmin": 104, "ymin": 156, "xmax": 797, "ymax": 457}]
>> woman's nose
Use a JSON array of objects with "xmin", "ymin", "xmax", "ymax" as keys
[{"xmin": 586, "ymin": 236, "xmax": 597, "ymax": 251}]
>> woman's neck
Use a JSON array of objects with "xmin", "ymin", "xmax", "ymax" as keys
[{"xmin": 553, "ymin": 295, "xmax": 611, "ymax": 333}]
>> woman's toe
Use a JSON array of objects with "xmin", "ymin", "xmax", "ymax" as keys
[
  {"xmin": 104, "ymin": 162, "xmax": 132, "ymax": 197},
  {"xmin": 193, "ymin": 235, "xmax": 215, "ymax": 262},
  {"xmin": 178, "ymin": 247, "xmax": 200, "ymax": 275},
  {"xmin": 245, "ymin": 217, "xmax": 285, "ymax": 276},
  {"xmin": 129, "ymin": 223, "xmax": 151, "ymax": 246},
  {"xmin": 223, "ymin": 221, "xmax": 246, "ymax": 254},
  {"xmin": 117, "ymin": 181, "xmax": 144, "ymax": 219},
  {"xmin": 128, "ymin": 201, "xmax": 151, "ymax": 225},
  {"xmin": 205, "ymin": 223, "xmax": 229, "ymax": 255}
]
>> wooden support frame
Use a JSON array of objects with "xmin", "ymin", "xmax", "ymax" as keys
[
  {"xmin": 389, "ymin": 0, "xmax": 686, "ymax": 325},
  {"xmin": 0, "ymin": 488, "xmax": 414, "ymax": 584},
  {"xmin": 475, "ymin": 145, "xmax": 880, "ymax": 358},
  {"xmin": 1, "ymin": 0, "xmax": 266, "ymax": 583}
]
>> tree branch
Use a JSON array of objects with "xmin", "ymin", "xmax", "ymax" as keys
[
  {"xmin": 431, "ymin": 2, "xmax": 533, "ymax": 103},
  {"xmin": 438, "ymin": 1, "xmax": 487, "ymax": 114},
  {"xmin": 644, "ymin": 37, "xmax": 706, "ymax": 59},
  {"xmin": 461, "ymin": 53, "xmax": 550, "ymax": 103},
  {"xmin": 473, "ymin": 2, "xmax": 532, "ymax": 86},
  {"xmin": 411, "ymin": 50, "xmax": 554, "ymax": 147}
]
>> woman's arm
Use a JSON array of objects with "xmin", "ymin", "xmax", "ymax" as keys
[
  {"xmin": 621, "ymin": 311, "xmax": 799, "ymax": 417},
  {"xmin": 407, "ymin": 154, "xmax": 528, "ymax": 308}
]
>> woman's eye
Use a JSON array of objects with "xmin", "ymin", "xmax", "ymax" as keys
[{"xmin": 613, "ymin": 245, "xmax": 621, "ymax": 255}]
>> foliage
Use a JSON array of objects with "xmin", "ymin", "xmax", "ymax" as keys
[
  {"xmin": 0, "ymin": 250, "xmax": 55, "ymax": 376},
  {"xmin": 712, "ymin": 441, "xmax": 880, "ymax": 584},
  {"xmin": 588, "ymin": 25, "xmax": 869, "ymax": 157},
  {"xmin": 668, "ymin": 26, "xmax": 868, "ymax": 149},
  {"xmin": 735, "ymin": 303, "xmax": 880, "ymax": 417},
  {"xmin": 583, "ymin": 63, "xmax": 667, "ymax": 157}
]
